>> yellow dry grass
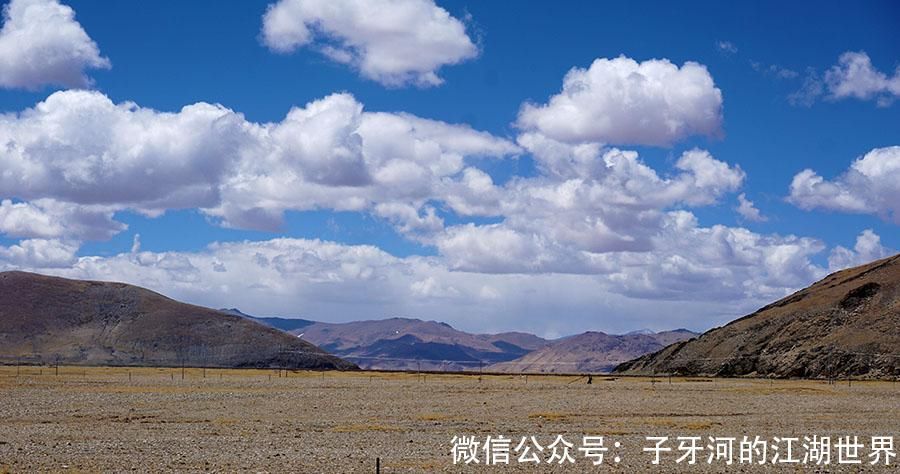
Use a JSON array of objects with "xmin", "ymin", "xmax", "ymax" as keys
[{"xmin": 1, "ymin": 366, "xmax": 898, "ymax": 472}]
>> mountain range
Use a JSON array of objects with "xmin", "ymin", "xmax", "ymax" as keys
[
  {"xmin": 228, "ymin": 314, "xmax": 549, "ymax": 371},
  {"xmin": 237, "ymin": 312, "xmax": 697, "ymax": 373}
]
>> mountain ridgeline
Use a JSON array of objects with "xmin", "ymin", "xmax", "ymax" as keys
[
  {"xmin": 615, "ymin": 254, "xmax": 900, "ymax": 378},
  {"xmin": 0, "ymin": 271, "xmax": 356, "ymax": 370},
  {"xmin": 487, "ymin": 329, "xmax": 698, "ymax": 374},
  {"xmin": 244, "ymin": 314, "xmax": 697, "ymax": 373}
]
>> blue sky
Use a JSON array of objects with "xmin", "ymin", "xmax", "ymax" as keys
[{"xmin": 0, "ymin": 0, "xmax": 898, "ymax": 336}]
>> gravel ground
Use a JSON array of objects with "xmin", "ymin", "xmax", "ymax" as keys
[{"xmin": 0, "ymin": 367, "xmax": 898, "ymax": 472}]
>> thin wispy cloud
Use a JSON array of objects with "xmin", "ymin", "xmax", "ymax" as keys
[{"xmin": 715, "ymin": 40, "xmax": 738, "ymax": 55}]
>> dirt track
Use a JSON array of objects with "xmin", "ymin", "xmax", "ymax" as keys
[{"xmin": 1, "ymin": 367, "xmax": 898, "ymax": 472}]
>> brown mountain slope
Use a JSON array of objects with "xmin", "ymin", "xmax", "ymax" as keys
[
  {"xmin": 487, "ymin": 330, "xmax": 697, "ymax": 374},
  {"xmin": 615, "ymin": 254, "xmax": 900, "ymax": 378},
  {"xmin": 0, "ymin": 271, "xmax": 356, "ymax": 370}
]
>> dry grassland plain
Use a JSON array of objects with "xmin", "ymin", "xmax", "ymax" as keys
[{"xmin": 1, "ymin": 367, "xmax": 898, "ymax": 472}]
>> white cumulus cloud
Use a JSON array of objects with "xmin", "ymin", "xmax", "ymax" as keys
[
  {"xmin": 788, "ymin": 146, "xmax": 900, "ymax": 223},
  {"xmin": 825, "ymin": 51, "xmax": 900, "ymax": 107},
  {"xmin": 0, "ymin": 0, "xmax": 109, "ymax": 90},
  {"xmin": 516, "ymin": 56, "xmax": 723, "ymax": 147},
  {"xmin": 0, "ymin": 90, "xmax": 519, "ymax": 239},
  {"xmin": 261, "ymin": 0, "xmax": 477, "ymax": 87}
]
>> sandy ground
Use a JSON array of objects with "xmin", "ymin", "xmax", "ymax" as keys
[{"xmin": 0, "ymin": 367, "xmax": 898, "ymax": 473}]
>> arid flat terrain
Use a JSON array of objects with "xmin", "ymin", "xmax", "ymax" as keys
[{"xmin": 1, "ymin": 367, "xmax": 898, "ymax": 472}]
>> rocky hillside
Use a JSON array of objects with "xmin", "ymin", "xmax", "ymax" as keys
[
  {"xmin": 0, "ymin": 271, "xmax": 356, "ymax": 370},
  {"xmin": 487, "ymin": 329, "xmax": 697, "ymax": 373},
  {"xmin": 615, "ymin": 254, "xmax": 900, "ymax": 378}
]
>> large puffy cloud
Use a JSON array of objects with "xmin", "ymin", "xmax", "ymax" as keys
[
  {"xmin": 0, "ymin": 90, "xmax": 519, "ymax": 238},
  {"xmin": 211, "ymin": 93, "xmax": 520, "ymax": 231},
  {"xmin": 516, "ymin": 56, "xmax": 723, "ymax": 147},
  {"xmin": 261, "ymin": 0, "xmax": 477, "ymax": 87},
  {"xmin": 788, "ymin": 146, "xmax": 900, "ymax": 223},
  {"xmin": 427, "ymin": 55, "xmax": 743, "ymax": 276},
  {"xmin": 0, "ymin": 90, "xmax": 248, "ymax": 212},
  {"xmin": 0, "ymin": 0, "xmax": 109, "ymax": 90},
  {"xmin": 434, "ymin": 146, "xmax": 745, "ymax": 273}
]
